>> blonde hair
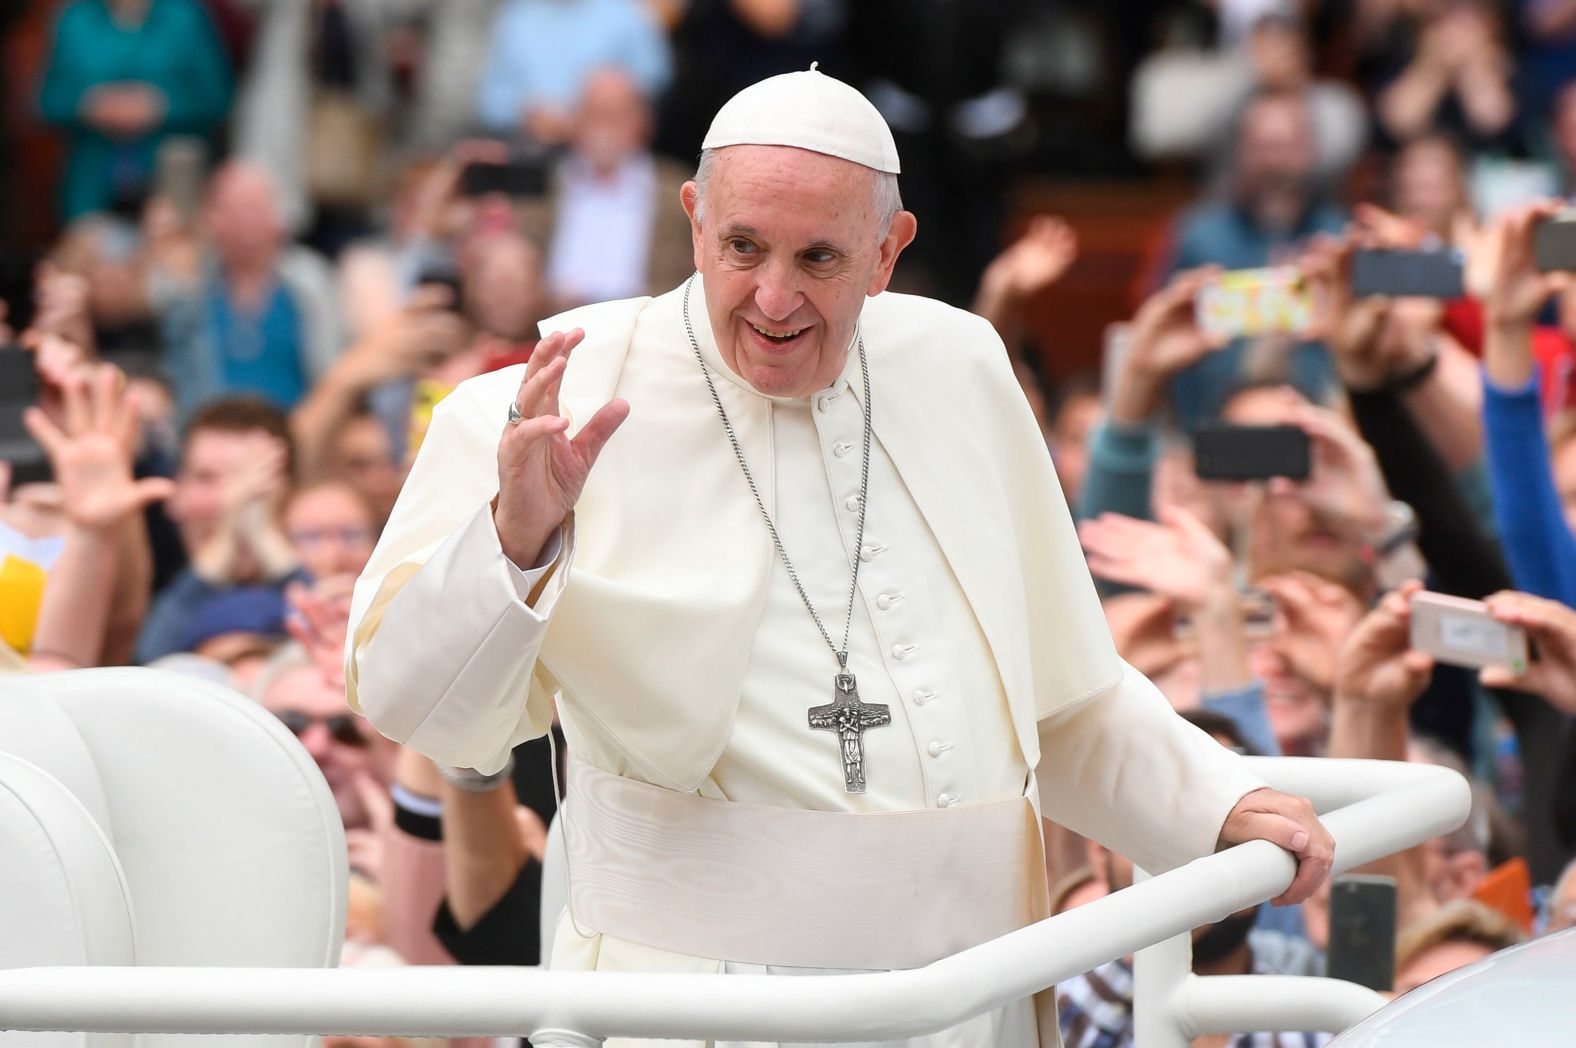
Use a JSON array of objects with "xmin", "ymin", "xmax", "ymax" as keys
[{"xmin": 1395, "ymin": 898, "xmax": 1526, "ymax": 973}]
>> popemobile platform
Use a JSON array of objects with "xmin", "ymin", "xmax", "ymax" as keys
[{"xmin": 0, "ymin": 668, "xmax": 1485, "ymax": 1047}]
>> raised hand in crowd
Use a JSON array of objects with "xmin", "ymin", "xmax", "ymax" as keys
[
  {"xmin": 1379, "ymin": 2, "xmax": 1514, "ymax": 143},
  {"xmin": 1285, "ymin": 404, "xmax": 1401, "ymax": 545},
  {"xmin": 1080, "ymin": 505, "xmax": 1234, "ymax": 611},
  {"xmin": 408, "ymin": 139, "xmax": 511, "ymax": 243},
  {"xmin": 1332, "ymin": 581, "xmax": 1434, "ymax": 757},
  {"xmin": 1480, "ymin": 591, "xmax": 1576, "ymax": 714},
  {"xmin": 22, "ymin": 364, "xmax": 173, "ymax": 670},
  {"xmin": 286, "ymin": 574, "xmax": 356, "ymax": 689},
  {"xmin": 1259, "ymin": 570, "xmax": 1367, "ymax": 696},
  {"xmin": 346, "ymin": 766, "xmax": 395, "ymax": 883},
  {"xmin": 1302, "ymin": 234, "xmax": 1393, "ymax": 389},
  {"xmin": 1471, "ymin": 201, "xmax": 1570, "ymax": 387},
  {"xmin": 1080, "ymin": 505, "xmax": 1252, "ymax": 694},
  {"xmin": 28, "ymin": 264, "xmax": 96, "ymax": 354},
  {"xmin": 973, "ymin": 215, "xmax": 1078, "ymax": 350},
  {"xmin": 24, "ymin": 364, "xmax": 172, "ymax": 533},
  {"xmin": 292, "ymin": 285, "xmax": 470, "ymax": 480},
  {"xmin": 1302, "ymin": 212, "xmax": 1483, "ymax": 469},
  {"xmin": 340, "ymin": 286, "xmax": 469, "ymax": 388},
  {"xmin": 1329, "ymin": 580, "xmax": 1445, "ymax": 929},
  {"xmin": 1107, "ymin": 267, "xmax": 1224, "ymax": 427},
  {"xmin": 191, "ymin": 433, "xmax": 297, "ymax": 585}
]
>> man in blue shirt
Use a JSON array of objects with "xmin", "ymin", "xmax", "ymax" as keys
[
  {"xmin": 154, "ymin": 162, "xmax": 341, "ymax": 417},
  {"xmin": 1159, "ymin": 90, "xmax": 1348, "ymax": 427},
  {"xmin": 476, "ymin": 0, "xmax": 672, "ymax": 144}
]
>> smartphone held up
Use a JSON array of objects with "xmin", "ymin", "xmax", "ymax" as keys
[
  {"xmin": 1349, "ymin": 248, "xmax": 1464, "ymax": 299},
  {"xmin": 1192, "ymin": 422, "xmax": 1312, "ymax": 483},
  {"xmin": 1409, "ymin": 591, "xmax": 1529, "ymax": 674},
  {"xmin": 1533, "ymin": 208, "xmax": 1576, "ymax": 272},
  {"xmin": 1195, "ymin": 267, "xmax": 1316, "ymax": 341}
]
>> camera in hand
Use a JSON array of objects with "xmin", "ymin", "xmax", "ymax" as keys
[
  {"xmin": 1533, "ymin": 210, "xmax": 1576, "ymax": 272},
  {"xmin": 1327, "ymin": 874, "xmax": 1397, "ymax": 992},
  {"xmin": 458, "ymin": 159, "xmax": 549, "ymax": 199},
  {"xmin": 1192, "ymin": 423, "xmax": 1311, "ymax": 482},
  {"xmin": 413, "ymin": 259, "xmax": 464, "ymax": 315},
  {"xmin": 1350, "ymin": 248, "xmax": 1464, "ymax": 299},
  {"xmin": 1409, "ymin": 590, "xmax": 1529, "ymax": 673},
  {"xmin": 0, "ymin": 348, "xmax": 50, "ymax": 487}
]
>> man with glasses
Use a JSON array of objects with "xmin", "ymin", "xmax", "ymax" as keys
[{"xmin": 254, "ymin": 643, "xmax": 380, "ymax": 835}]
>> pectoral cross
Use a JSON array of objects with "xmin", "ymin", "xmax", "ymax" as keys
[{"xmin": 809, "ymin": 672, "xmax": 891, "ymax": 794}]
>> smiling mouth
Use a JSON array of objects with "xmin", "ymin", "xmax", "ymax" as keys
[{"xmin": 748, "ymin": 321, "xmax": 809, "ymax": 346}]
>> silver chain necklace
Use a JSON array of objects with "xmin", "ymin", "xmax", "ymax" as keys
[{"xmin": 683, "ymin": 274, "xmax": 891, "ymax": 793}]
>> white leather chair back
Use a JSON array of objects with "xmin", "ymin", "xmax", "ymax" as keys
[{"xmin": 0, "ymin": 668, "xmax": 347, "ymax": 1047}]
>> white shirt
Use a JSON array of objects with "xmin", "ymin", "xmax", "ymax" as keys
[
  {"xmin": 697, "ymin": 334, "xmax": 1025, "ymax": 812},
  {"xmin": 547, "ymin": 153, "xmax": 657, "ymax": 305}
]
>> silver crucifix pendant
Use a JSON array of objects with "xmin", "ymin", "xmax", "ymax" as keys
[{"xmin": 808, "ymin": 672, "xmax": 892, "ymax": 793}]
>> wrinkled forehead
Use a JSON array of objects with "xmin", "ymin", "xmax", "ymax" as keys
[{"xmin": 705, "ymin": 145, "xmax": 881, "ymax": 236}]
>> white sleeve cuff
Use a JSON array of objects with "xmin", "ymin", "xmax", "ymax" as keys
[{"xmin": 502, "ymin": 524, "xmax": 566, "ymax": 602}]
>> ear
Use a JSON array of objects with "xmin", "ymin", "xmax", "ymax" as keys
[
  {"xmin": 866, "ymin": 210, "xmax": 918, "ymax": 297},
  {"xmin": 680, "ymin": 181, "xmax": 704, "ymax": 273}
]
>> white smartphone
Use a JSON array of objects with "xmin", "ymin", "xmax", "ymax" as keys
[
  {"xmin": 1409, "ymin": 591, "xmax": 1528, "ymax": 674},
  {"xmin": 1195, "ymin": 267, "xmax": 1316, "ymax": 341}
]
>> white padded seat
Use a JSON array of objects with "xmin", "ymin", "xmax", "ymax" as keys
[{"xmin": 0, "ymin": 668, "xmax": 347, "ymax": 1047}]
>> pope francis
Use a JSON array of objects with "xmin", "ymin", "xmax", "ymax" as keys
[{"xmin": 346, "ymin": 68, "xmax": 1334, "ymax": 1048}]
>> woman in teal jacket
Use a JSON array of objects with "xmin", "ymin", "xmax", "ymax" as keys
[{"xmin": 39, "ymin": 0, "xmax": 231, "ymax": 220}]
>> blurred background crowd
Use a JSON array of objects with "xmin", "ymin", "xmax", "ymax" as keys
[{"xmin": 5, "ymin": 0, "xmax": 1576, "ymax": 1045}]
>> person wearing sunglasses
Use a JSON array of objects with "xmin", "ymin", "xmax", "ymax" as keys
[{"xmin": 253, "ymin": 642, "xmax": 380, "ymax": 832}]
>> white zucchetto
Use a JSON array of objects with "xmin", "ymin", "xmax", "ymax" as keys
[{"xmin": 701, "ymin": 64, "xmax": 901, "ymax": 174}]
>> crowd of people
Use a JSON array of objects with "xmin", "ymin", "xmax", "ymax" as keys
[{"xmin": 4, "ymin": 0, "xmax": 1576, "ymax": 1046}]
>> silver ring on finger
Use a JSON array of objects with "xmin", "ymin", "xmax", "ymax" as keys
[{"xmin": 506, "ymin": 401, "xmax": 526, "ymax": 426}]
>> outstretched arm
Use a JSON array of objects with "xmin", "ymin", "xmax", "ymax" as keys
[{"xmin": 1036, "ymin": 661, "xmax": 1331, "ymax": 903}]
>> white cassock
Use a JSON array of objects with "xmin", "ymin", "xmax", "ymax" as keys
[{"xmin": 346, "ymin": 276, "xmax": 1265, "ymax": 1048}]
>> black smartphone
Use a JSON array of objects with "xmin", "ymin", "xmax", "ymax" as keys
[
  {"xmin": 413, "ymin": 259, "xmax": 464, "ymax": 313},
  {"xmin": 1351, "ymin": 248, "xmax": 1464, "ymax": 299},
  {"xmin": 0, "ymin": 250, "xmax": 37, "ymax": 333},
  {"xmin": 1534, "ymin": 212, "xmax": 1576, "ymax": 272},
  {"xmin": 1327, "ymin": 874, "xmax": 1398, "ymax": 992},
  {"xmin": 458, "ymin": 160, "xmax": 549, "ymax": 199},
  {"xmin": 0, "ymin": 348, "xmax": 50, "ymax": 487},
  {"xmin": 1192, "ymin": 423, "xmax": 1311, "ymax": 482}
]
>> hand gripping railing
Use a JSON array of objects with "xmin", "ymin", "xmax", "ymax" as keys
[{"xmin": 0, "ymin": 757, "xmax": 1468, "ymax": 1046}]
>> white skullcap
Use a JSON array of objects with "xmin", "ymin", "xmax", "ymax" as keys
[{"xmin": 701, "ymin": 63, "xmax": 900, "ymax": 174}]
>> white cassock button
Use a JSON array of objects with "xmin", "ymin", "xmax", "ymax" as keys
[
  {"xmin": 818, "ymin": 393, "xmax": 840, "ymax": 412},
  {"xmin": 937, "ymin": 793, "xmax": 959, "ymax": 808},
  {"xmin": 891, "ymin": 643, "xmax": 918, "ymax": 660},
  {"xmin": 927, "ymin": 740, "xmax": 953, "ymax": 758},
  {"xmin": 913, "ymin": 689, "xmax": 937, "ymax": 706},
  {"xmin": 860, "ymin": 544, "xmax": 886, "ymax": 562},
  {"xmin": 876, "ymin": 591, "xmax": 904, "ymax": 610},
  {"xmin": 833, "ymin": 441, "xmax": 853, "ymax": 458}
]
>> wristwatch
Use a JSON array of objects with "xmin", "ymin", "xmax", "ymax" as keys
[{"xmin": 1369, "ymin": 500, "xmax": 1419, "ymax": 558}]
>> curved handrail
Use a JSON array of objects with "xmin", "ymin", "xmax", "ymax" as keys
[{"xmin": 0, "ymin": 758, "xmax": 1469, "ymax": 1044}]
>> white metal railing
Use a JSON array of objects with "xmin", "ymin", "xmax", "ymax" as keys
[{"xmin": 0, "ymin": 757, "xmax": 1468, "ymax": 1046}]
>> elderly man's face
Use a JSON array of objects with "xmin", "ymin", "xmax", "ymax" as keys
[
  {"xmin": 681, "ymin": 145, "xmax": 917, "ymax": 398},
  {"xmin": 206, "ymin": 164, "xmax": 284, "ymax": 270}
]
